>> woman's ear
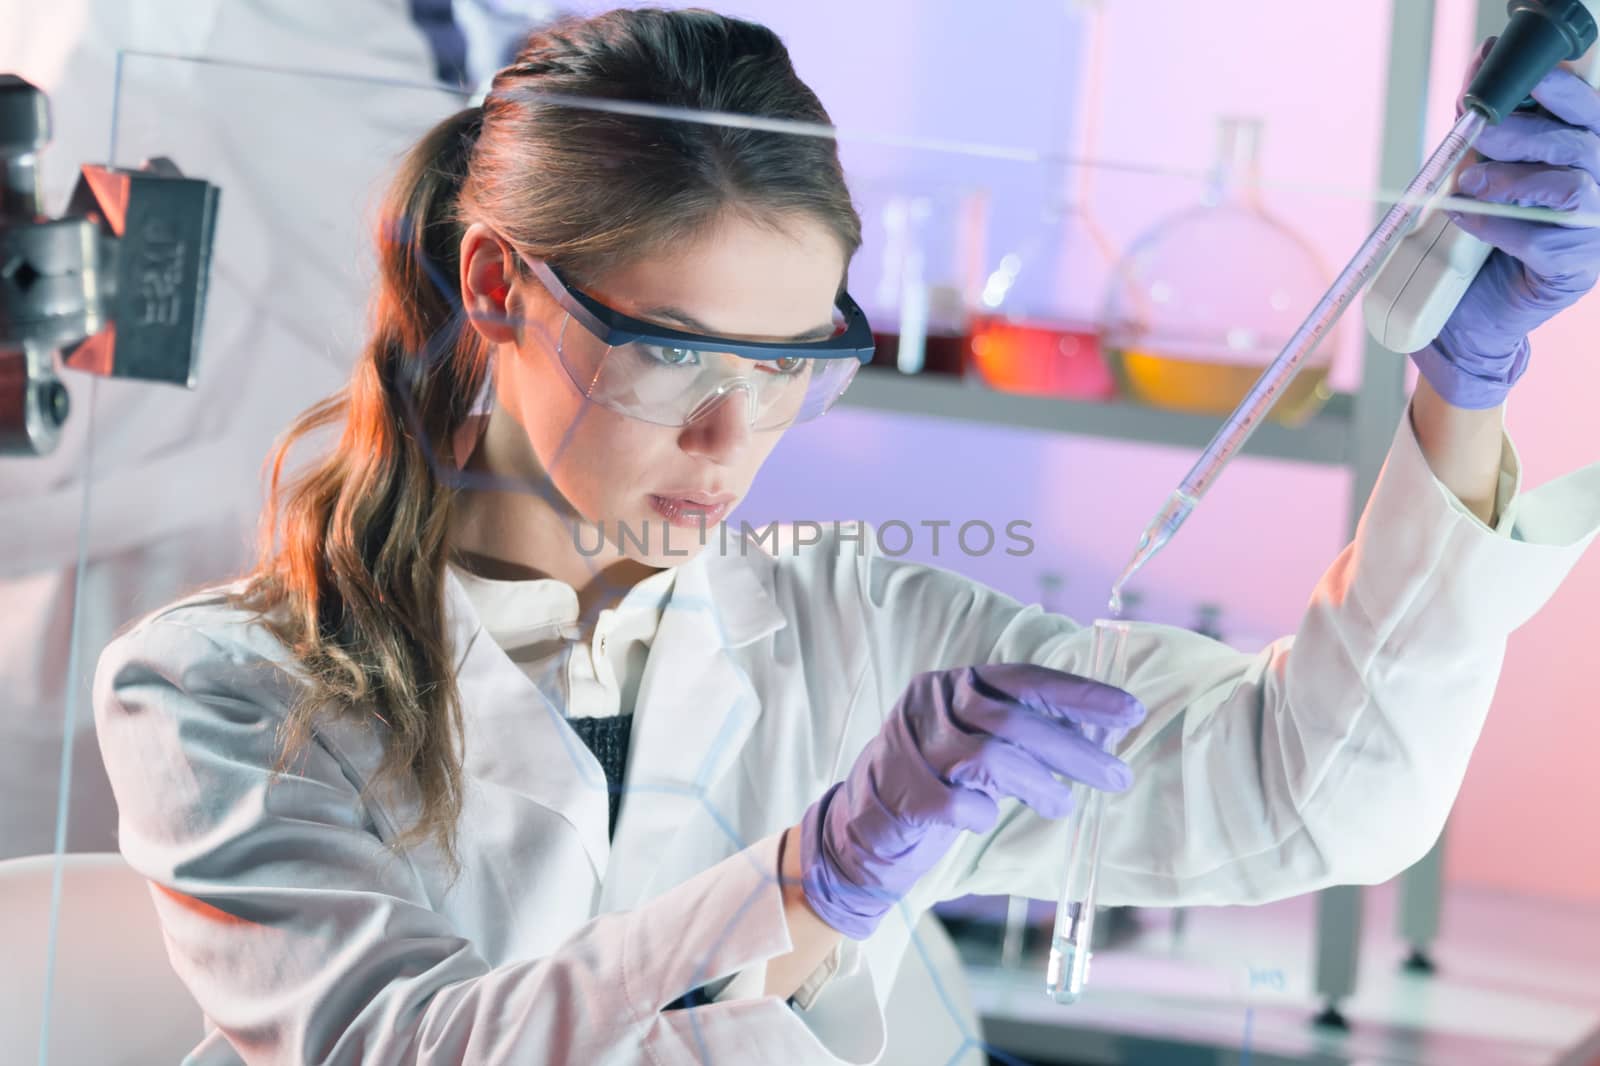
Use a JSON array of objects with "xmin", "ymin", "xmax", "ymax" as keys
[{"xmin": 460, "ymin": 223, "xmax": 519, "ymax": 345}]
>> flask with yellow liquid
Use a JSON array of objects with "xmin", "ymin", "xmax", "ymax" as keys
[{"xmin": 1101, "ymin": 117, "xmax": 1337, "ymax": 427}]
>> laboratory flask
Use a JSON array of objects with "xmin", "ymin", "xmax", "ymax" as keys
[
  {"xmin": 966, "ymin": 197, "xmax": 1119, "ymax": 400},
  {"xmin": 966, "ymin": 0, "xmax": 1118, "ymax": 401},
  {"xmin": 1101, "ymin": 117, "xmax": 1337, "ymax": 426}
]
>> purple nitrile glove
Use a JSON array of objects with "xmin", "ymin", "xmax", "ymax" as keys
[
  {"xmin": 797, "ymin": 663, "xmax": 1146, "ymax": 941},
  {"xmin": 1417, "ymin": 44, "xmax": 1600, "ymax": 409}
]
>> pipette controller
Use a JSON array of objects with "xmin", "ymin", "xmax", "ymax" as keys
[
  {"xmin": 1109, "ymin": 0, "xmax": 1600, "ymax": 615},
  {"xmin": 1368, "ymin": 3, "xmax": 1600, "ymax": 353}
]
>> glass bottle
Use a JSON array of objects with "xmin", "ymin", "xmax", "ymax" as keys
[
  {"xmin": 1191, "ymin": 602, "xmax": 1225, "ymax": 641},
  {"xmin": 966, "ymin": 198, "xmax": 1118, "ymax": 399},
  {"xmin": 966, "ymin": 2, "xmax": 1118, "ymax": 400},
  {"xmin": 1036, "ymin": 569, "xmax": 1066, "ymax": 612},
  {"xmin": 1101, "ymin": 117, "xmax": 1337, "ymax": 426},
  {"xmin": 865, "ymin": 190, "xmax": 981, "ymax": 377}
]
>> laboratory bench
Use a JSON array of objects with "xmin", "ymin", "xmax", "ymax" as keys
[{"xmin": 940, "ymin": 878, "xmax": 1600, "ymax": 1066}]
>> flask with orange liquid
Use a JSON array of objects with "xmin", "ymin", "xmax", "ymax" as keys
[
  {"xmin": 1101, "ymin": 117, "xmax": 1338, "ymax": 427},
  {"xmin": 966, "ymin": 0, "xmax": 1119, "ymax": 401}
]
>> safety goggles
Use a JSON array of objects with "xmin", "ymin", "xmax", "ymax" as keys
[{"xmin": 523, "ymin": 257, "xmax": 875, "ymax": 431}]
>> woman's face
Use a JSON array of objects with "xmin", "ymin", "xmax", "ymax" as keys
[{"xmin": 460, "ymin": 209, "xmax": 848, "ymax": 570}]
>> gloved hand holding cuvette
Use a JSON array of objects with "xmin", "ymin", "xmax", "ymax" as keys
[{"xmin": 797, "ymin": 663, "xmax": 1146, "ymax": 941}]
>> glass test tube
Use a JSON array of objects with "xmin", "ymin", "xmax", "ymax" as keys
[{"xmin": 1046, "ymin": 618, "xmax": 1133, "ymax": 1004}]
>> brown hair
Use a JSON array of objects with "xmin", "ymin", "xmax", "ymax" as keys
[{"xmin": 228, "ymin": 7, "xmax": 862, "ymax": 872}]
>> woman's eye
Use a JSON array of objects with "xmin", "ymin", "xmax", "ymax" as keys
[
  {"xmin": 646, "ymin": 345, "xmax": 699, "ymax": 367},
  {"xmin": 769, "ymin": 356, "xmax": 806, "ymax": 375}
]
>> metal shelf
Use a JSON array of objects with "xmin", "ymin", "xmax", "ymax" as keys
[{"xmin": 837, "ymin": 367, "xmax": 1356, "ymax": 467}]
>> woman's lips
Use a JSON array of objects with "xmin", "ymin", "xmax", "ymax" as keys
[{"xmin": 648, "ymin": 494, "xmax": 732, "ymax": 528}]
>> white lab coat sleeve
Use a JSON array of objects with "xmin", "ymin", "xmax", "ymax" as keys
[
  {"xmin": 93, "ymin": 618, "xmax": 874, "ymax": 1065},
  {"xmin": 845, "ymin": 409, "xmax": 1600, "ymax": 910}
]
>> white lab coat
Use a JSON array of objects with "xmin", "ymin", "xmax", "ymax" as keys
[{"xmin": 93, "ymin": 411, "xmax": 1600, "ymax": 1065}]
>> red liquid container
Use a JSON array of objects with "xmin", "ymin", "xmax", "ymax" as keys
[{"xmin": 967, "ymin": 315, "xmax": 1116, "ymax": 400}]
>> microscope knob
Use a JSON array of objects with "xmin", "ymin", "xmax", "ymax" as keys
[{"xmin": 39, "ymin": 377, "xmax": 68, "ymax": 427}]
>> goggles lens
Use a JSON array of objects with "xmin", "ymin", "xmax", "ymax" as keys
[{"xmin": 555, "ymin": 314, "xmax": 861, "ymax": 430}]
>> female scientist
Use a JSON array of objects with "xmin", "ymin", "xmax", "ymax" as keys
[{"xmin": 93, "ymin": 8, "xmax": 1600, "ymax": 1064}]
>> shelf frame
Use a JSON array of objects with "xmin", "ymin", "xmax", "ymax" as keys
[{"xmin": 838, "ymin": 367, "xmax": 1358, "ymax": 467}]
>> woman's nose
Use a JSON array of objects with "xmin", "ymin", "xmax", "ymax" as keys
[{"xmin": 679, "ymin": 386, "xmax": 754, "ymax": 461}]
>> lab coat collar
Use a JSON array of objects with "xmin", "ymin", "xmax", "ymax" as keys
[
  {"xmin": 679, "ymin": 525, "xmax": 789, "ymax": 648},
  {"xmin": 442, "ymin": 526, "xmax": 788, "ymax": 888},
  {"xmin": 441, "ymin": 525, "xmax": 788, "ymax": 656}
]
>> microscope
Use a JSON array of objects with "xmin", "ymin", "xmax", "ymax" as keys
[{"xmin": 0, "ymin": 73, "xmax": 220, "ymax": 457}]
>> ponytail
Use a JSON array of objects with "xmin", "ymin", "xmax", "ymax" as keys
[{"xmin": 230, "ymin": 104, "xmax": 491, "ymax": 875}]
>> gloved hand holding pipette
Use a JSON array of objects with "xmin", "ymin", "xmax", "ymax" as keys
[
  {"xmin": 1112, "ymin": 9, "xmax": 1600, "ymax": 605},
  {"xmin": 1419, "ymin": 47, "xmax": 1600, "ymax": 408},
  {"xmin": 796, "ymin": 663, "xmax": 1145, "ymax": 940}
]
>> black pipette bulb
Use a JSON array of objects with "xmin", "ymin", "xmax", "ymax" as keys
[{"xmin": 1467, "ymin": 1, "xmax": 1598, "ymax": 122}]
